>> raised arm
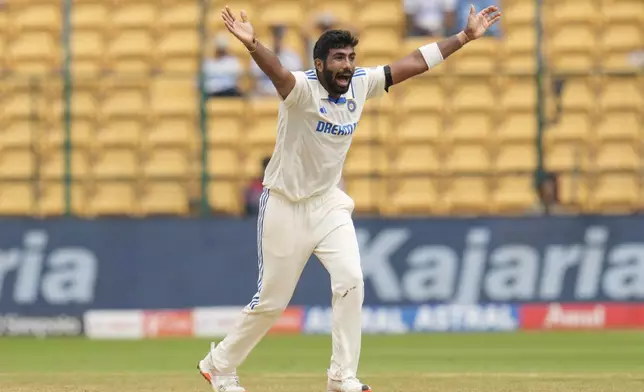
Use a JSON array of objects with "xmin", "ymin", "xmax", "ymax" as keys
[
  {"xmin": 221, "ymin": 6, "xmax": 295, "ymax": 100},
  {"xmin": 389, "ymin": 5, "xmax": 502, "ymax": 86}
]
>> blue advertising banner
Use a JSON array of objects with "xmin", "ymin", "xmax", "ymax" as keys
[{"xmin": 0, "ymin": 216, "xmax": 643, "ymax": 316}]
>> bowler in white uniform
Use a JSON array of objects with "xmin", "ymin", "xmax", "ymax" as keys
[{"xmin": 198, "ymin": 5, "xmax": 502, "ymax": 392}]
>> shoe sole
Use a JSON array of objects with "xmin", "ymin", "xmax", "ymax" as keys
[
  {"xmin": 197, "ymin": 364, "xmax": 247, "ymax": 392},
  {"xmin": 197, "ymin": 364, "xmax": 213, "ymax": 384}
]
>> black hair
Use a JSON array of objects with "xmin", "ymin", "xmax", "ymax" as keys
[{"xmin": 312, "ymin": 29, "xmax": 359, "ymax": 62}]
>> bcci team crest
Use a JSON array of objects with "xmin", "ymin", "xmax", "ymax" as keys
[{"xmin": 347, "ymin": 100, "xmax": 357, "ymax": 113}]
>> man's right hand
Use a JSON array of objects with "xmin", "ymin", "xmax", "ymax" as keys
[{"xmin": 221, "ymin": 6, "xmax": 257, "ymax": 51}]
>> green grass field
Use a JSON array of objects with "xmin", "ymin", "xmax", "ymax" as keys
[{"xmin": 1, "ymin": 332, "xmax": 643, "ymax": 391}]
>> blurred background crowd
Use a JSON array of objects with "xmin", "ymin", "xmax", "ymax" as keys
[{"xmin": 0, "ymin": 0, "xmax": 642, "ymax": 219}]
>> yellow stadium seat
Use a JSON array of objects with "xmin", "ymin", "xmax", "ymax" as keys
[
  {"xmin": 496, "ymin": 113, "xmax": 536, "ymax": 144},
  {"xmin": 158, "ymin": 29, "xmax": 200, "ymax": 73},
  {"xmin": 400, "ymin": 82, "xmax": 444, "ymax": 112},
  {"xmin": 92, "ymin": 149, "xmax": 138, "ymax": 179},
  {"xmin": 445, "ymin": 113, "xmax": 493, "ymax": 145},
  {"xmin": 88, "ymin": 181, "xmax": 137, "ymax": 216},
  {"xmin": 0, "ymin": 183, "xmax": 33, "ymax": 215},
  {"xmin": 96, "ymin": 120, "xmax": 142, "ymax": 148},
  {"xmin": 150, "ymin": 79, "xmax": 197, "ymax": 118},
  {"xmin": 208, "ymin": 180, "xmax": 242, "ymax": 215},
  {"xmin": 444, "ymin": 177, "xmax": 490, "ymax": 215},
  {"xmin": 496, "ymin": 144, "xmax": 537, "ymax": 173},
  {"xmin": 147, "ymin": 118, "xmax": 195, "ymax": 148},
  {"xmin": 8, "ymin": 32, "xmax": 58, "ymax": 74},
  {"xmin": 208, "ymin": 117, "xmax": 245, "ymax": 146},
  {"xmin": 72, "ymin": 2, "xmax": 108, "ymax": 31},
  {"xmin": 561, "ymin": 79, "xmax": 595, "ymax": 112},
  {"xmin": 594, "ymin": 143, "xmax": 640, "ymax": 172},
  {"xmin": 544, "ymin": 113, "xmax": 591, "ymax": 144},
  {"xmin": 357, "ymin": 28, "xmax": 399, "ymax": 57},
  {"xmin": 547, "ymin": 0, "xmax": 598, "ymax": 26},
  {"xmin": 2, "ymin": 88, "xmax": 35, "ymax": 120},
  {"xmin": 311, "ymin": 1, "xmax": 355, "ymax": 26},
  {"xmin": 112, "ymin": 2, "xmax": 156, "ymax": 30},
  {"xmin": 14, "ymin": 3, "xmax": 60, "ymax": 33},
  {"xmin": 101, "ymin": 88, "xmax": 147, "ymax": 119},
  {"xmin": 558, "ymin": 174, "xmax": 589, "ymax": 207},
  {"xmin": 354, "ymin": 113, "xmax": 391, "ymax": 144},
  {"xmin": 395, "ymin": 112, "xmax": 442, "ymax": 145},
  {"xmin": 493, "ymin": 175, "xmax": 537, "ymax": 214},
  {"xmin": 601, "ymin": 24, "xmax": 643, "ymax": 70},
  {"xmin": 596, "ymin": 113, "xmax": 641, "ymax": 143},
  {"xmin": 44, "ymin": 121, "xmax": 93, "ymax": 150},
  {"xmin": 260, "ymin": 1, "xmax": 304, "ymax": 27},
  {"xmin": 390, "ymin": 144, "xmax": 440, "ymax": 175},
  {"xmin": 140, "ymin": 181, "xmax": 189, "ymax": 215},
  {"xmin": 503, "ymin": 0, "xmax": 535, "ymax": 26},
  {"xmin": 344, "ymin": 177, "xmax": 385, "ymax": 214},
  {"xmin": 450, "ymin": 37, "xmax": 499, "ymax": 74},
  {"xmin": 600, "ymin": 77, "xmax": 643, "ymax": 112},
  {"xmin": 357, "ymin": 0, "xmax": 403, "ymax": 28},
  {"xmin": 445, "ymin": 144, "xmax": 491, "ymax": 174},
  {"xmin": 41, "ymin": 150, "xmax": 90, "ymax": 180},
  {"xmin": 106, "ymin": 30, "xmax": 154, "ymax": 73},
  {"xmin": 0, "ymin": 121, "xmax": 34, "ymax": 149},
  {"xmin": 72, "ymin": 31, "xmax": 105, "ymax": 75},
  {"xmin": 159, "ymin": 2, "xmax": 199, "ymax": 28},
  {"xmin": 389, "ymin": 178, "xmax": 442, "ymax": 215},
  {"xmin": 243, "ymin": 145, "xmax": 275, "ymax": 179},
  {"xmin": 500, "ymin": 77, "xmax": 535, "ymax": 112},
  {"xmin": 0, "ymin": 149, "xmax": 34, "ymax": 179},
  {"xmin": 452, "ymin": 81, "xmax": 496, "ymax": 112},
  {"xmin": 38, "ymin": 181, "xmax": 88, "ymax": 216},
  {"xmin": 344, "ymin": 145, "xmax": 388, "ymax": 176},
  {"xmin": 544, "ymin": 142, "xmax": 590, "ymax": 173},
  {"xmin": 208, "ymin": 147, "xmax": 240, "ymax": 178},
  {"xmin": 591, "ymin": 174, "xmax": 640, "ymax": 213},
  {"xmin": 143, "ymin": 148, "xmax": 189, "ymax": 178},
  {"xmin": 247, "ymin": 117, "xmax": 277, "ymax": 145},
  {"xmin": 602, "ymin": 0, "xmax": 644, "ymax": 24},
  {"xmin": 504, "ymin": 26, "xmax": 535, "ymax": 55}
]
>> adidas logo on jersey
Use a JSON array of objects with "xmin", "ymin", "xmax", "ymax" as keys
[{"xmin": 315, "ymin": 121, "xmax": 358, "ymax": 136}]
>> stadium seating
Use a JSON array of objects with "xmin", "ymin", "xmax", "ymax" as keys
[{"xmin": 1, "ymin": 0, "xmax": 643, "ymax": 216}]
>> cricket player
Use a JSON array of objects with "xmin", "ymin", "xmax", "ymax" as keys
[{"xmin": 198, "ymin": 4, "xmax": 501, "ymax": 392}]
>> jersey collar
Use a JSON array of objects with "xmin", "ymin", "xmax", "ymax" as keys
[{"xmin": 317, "ymin": 80, "xmax": 353, "ymax": 105}]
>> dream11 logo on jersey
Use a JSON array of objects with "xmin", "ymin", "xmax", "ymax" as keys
[
  {"xmin": 0, "ymin": 230, "xmax": 98, "ymax": 307},
  {"xmin": 357, "ymin": 226, "xmax": 644, "ymax": 304}
]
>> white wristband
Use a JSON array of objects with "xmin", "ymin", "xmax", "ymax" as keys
[{"xmin": 419, "ymin": 42, "xmax": 444, "ymax": 69}]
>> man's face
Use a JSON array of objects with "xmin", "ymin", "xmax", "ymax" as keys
[{"xmin": 317, "ymin": 47, "xmax": 356, "ymax": 95}]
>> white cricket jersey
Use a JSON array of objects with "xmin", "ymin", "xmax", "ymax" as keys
[{"xmin": 262, "ymin": 66, "xmax": 387, "ymax": 202}]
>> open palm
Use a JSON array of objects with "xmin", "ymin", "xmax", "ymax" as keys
[
  {"xmin": 221, "ymin": 6, "xmax": 255, "ymax": 48},
  {"xmin": 464, "ymin": 5, "xmax": 502, "ymax": 41}
]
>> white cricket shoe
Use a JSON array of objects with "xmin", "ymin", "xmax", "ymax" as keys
[
  {"xmin": 327, "ymin": 375, "xmax": 372, "ymax": 392},
  {"xmin": 197, "ymin": 342, "xmax": 246, "ymax": 392}
]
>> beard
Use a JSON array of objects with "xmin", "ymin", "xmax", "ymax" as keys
[{"xmin": 322, "ymin": 65, "xmax": 352, "ymax": 95}]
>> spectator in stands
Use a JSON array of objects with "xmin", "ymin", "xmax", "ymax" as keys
[
  {"xmin": 404, "ymin": 0, "xmax": 457, "ymax": 37},
  {"xmin": 243, "ymin": 156, "xmax": 271, "ymax": 216},
  {"xmin": 202, "ymin": 34, "xmax": 243, "ymax": 98},
  {"xmin": 454, "ymin": 0, "xmax": 501, "ymax": 37},
  {"xmin": 251, "ymin": 24, "xmax": 302, "ymax": 96},
  {"xmin": 528, "ymin": 172, "xmax": 565, "ymax": 216}
]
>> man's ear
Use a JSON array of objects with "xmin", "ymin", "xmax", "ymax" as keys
[{"xmin": 315, "ymin": 59, "xmax": 324, "ymax": 73}]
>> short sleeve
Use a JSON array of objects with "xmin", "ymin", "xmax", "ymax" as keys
[
  {"xmin": 283, "ymin": 71, "xmax": 312, "ymax": 108},
  {"xmin": 364, "ymin": 66, "xmax": 387, "ymax": 100}
]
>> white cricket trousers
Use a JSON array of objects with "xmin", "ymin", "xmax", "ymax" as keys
[{"xmin": 211, "ymin": 187, "xmax": 364, "ymax": 380}]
